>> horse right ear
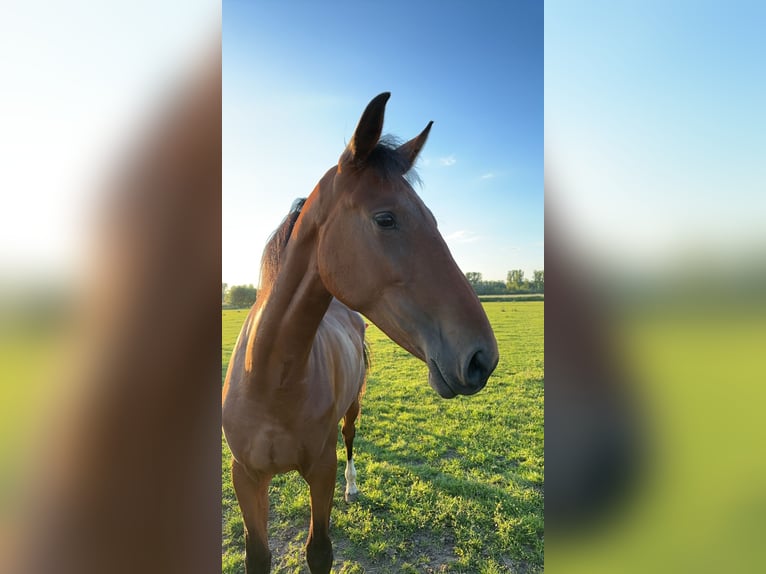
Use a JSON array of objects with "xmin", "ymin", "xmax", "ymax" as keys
[
  {"xmin": 396, "ymin": 121, "xmax": 433, "ymax": 173},
  {"xmin": 340, "ymin": 92, "xmax": 390, "ymax": 166}
]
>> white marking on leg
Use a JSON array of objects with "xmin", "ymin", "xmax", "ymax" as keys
[{"xmin": 344, "ymin": 458, "xmax": 358, "ymax": 500}]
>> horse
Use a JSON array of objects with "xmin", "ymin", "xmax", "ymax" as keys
[{"xmin": 222, "ymin": 92, "xmax": 499, "ymax": 574}]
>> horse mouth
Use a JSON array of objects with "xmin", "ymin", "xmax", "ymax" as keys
[{"xmin": 428, "ymin": 360, "xmax": 458, "ymax": 399}]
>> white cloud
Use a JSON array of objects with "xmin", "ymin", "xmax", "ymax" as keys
[
  {"xmin": 480, "ymin": 172, "xmax": 495, "ymax": 179},
  {"xmin": 445, "ymin": 230, "xmax": 481, "ymax": 243},
  {"xmin": 439, "ymin": 154, "xmax": 456, "ymax": 166}
]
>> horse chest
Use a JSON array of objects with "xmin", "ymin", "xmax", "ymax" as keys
[{"xmin": 243, "ymin": 413, "xmax": 335, "ymax": 474}]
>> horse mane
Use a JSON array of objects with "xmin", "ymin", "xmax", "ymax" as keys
[
  {"xmin": 258, "ymin": 198, "xmax": 305, "ymax": 294},
  {"xmin": 357, "ymin": 135, "xmax": 422, "ymax": 186}
]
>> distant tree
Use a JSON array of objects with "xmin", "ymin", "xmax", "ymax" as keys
[
  {"xmin": 506, "ymin": 269, "xmax": 526, "ymax": 291},
  {"xmin": 228, "ymin": 284, "xmax": 257, "ymax": 308},
  {"xmin": 532, "ymin": 270, "xmax": 544, "ymax": 293},
  {"xmin": 474, "ymin": 280, "xmax": 508, "ymax": 295},
  {"xmin": 222, "ymin": 283, "xmax": 228, "ymax": 304},
  {"xmin": 465, "ymin": 272, "xmax": 483, "ymax": 285}
]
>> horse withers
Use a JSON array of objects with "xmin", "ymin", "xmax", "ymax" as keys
[{"xmin": 222, "ymin": 92, "xmax": 499, "ymax": 573}]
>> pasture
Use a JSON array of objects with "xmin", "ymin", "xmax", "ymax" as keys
[{"xmin": 222, "ymin": 301, "xmax": 544, "ymax": 573}]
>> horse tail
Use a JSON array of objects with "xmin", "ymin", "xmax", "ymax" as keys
[
  {"xmin": 357, "ymin": 337, "xmax": 370, "ymax": 425},
  {"xmin": 362, "ymin": 337, "xmax": 371, "ymax": 372}
]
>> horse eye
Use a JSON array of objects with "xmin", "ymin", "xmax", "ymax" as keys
[{"xmin": 373, "ymin": 212, "xmax": 397, "ymax": 229}]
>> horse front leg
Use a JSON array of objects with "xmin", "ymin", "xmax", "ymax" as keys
[
  {"xmin": 342, "ymin": 398, "xmax": 360, "ymax": 502},
  {"xmin": 302, "ymin": 445, "xmax": 337, "ymax": 574},
  {"xmin": 231, "ymin": 459, "xmax": 272, "ymax": 574}
]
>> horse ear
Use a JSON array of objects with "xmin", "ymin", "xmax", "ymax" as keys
[
  {"xmin": 342, "ymin": 92, "xmax": 390, "ymax": 165},
  {"xmin": 397, "ymin": 121, "xmax": 433, "ymax": 172}
]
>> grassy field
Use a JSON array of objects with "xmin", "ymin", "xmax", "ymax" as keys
[
  {"xmin": 222, "ymin": 302, "xmax": 544, "ymax": 573},
  {"xmin": 547, "ymin": 302, "xmax": 766, "ymax": 574}
]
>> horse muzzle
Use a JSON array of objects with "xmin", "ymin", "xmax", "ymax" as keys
[{"xmin": 427, "ymin": 344, "xmax": 498, "ymax": 399}]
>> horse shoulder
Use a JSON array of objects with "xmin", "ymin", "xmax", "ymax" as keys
[{"xmin": 312, "ymin": 302, "xmax": 366, "ymax": 415}]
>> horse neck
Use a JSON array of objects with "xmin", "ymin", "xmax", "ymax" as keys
[{"xmin": 246, "ymin": 211, "xmax": 332, "ymax": 385}]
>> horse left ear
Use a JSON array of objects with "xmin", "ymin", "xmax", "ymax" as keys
[
  {"xmin": 342, "ymin": 92, "xmax": 391, "ymax": 166},
  {"xmin": 396, "ymin": 121, "xmax": 433, "ymax": 172}
]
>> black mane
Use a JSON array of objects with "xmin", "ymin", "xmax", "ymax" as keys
[
  {"xmin": 356, "ymin": 135, "xmax": 422, "ymax": 186},
  {"xmin": 258, "ymin": 198, "xmax": 305, "ymax": 293}
]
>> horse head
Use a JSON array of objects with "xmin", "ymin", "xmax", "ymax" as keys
[{"xmin": 300, "ymin": 92, "xmax": 498, "ymax": 398}]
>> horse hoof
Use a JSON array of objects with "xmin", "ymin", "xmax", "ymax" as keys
[{"xmin": 345, "ymin": 491, "xmax": 359, "ymax": 503}]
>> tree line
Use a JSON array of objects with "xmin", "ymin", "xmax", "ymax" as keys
[
  {"xmin": 464, "ymin": 270, "xmax": 544, "ymax": 295},
  {"xmin": 223, "ymin": 270, "xmax": 543, "ymax": 309}
]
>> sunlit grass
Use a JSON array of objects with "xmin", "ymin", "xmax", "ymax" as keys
[
  {"xmin": 0, "ymin": 312, "xmax": 68, "ymax": 507},
  {"xmin": 546, "ymin": 302, "xmax": 766, "ymax": 574}
]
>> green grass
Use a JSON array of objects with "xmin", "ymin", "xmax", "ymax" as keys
[
  {"xmin": 1, "ymin": 314, "xmax": 67, "ymax": 497},
  {"xmin": 222, "ymin": 302, "xmax": 544, "ymax": 573},
  {"xmin": 222, "ymin": 308, "xmax": 249, "ymax": 382},
  {"xmin": 546, "ymin": 302, "xmax": 766, "ymax": 574}
]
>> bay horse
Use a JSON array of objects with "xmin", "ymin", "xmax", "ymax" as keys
[{"xmin": 222, "ymin": 92, "xmax": 499, "ymax": 573}]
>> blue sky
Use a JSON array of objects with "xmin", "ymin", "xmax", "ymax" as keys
[
  {"xmin": 545, "ymin": 1, "xmax": 766, "ymax": 272},
  {"xmin": 223, "ymin": 1, "xmax": 543, "ymax": 285},
  {"xmin": 1, "ymin": 1, "xmax": 216, "ymax": 283}
]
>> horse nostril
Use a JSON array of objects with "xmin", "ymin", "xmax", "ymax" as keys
[{"xmin": 466, "ymin": 349, "xmax": 490, "ymax": 388}]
